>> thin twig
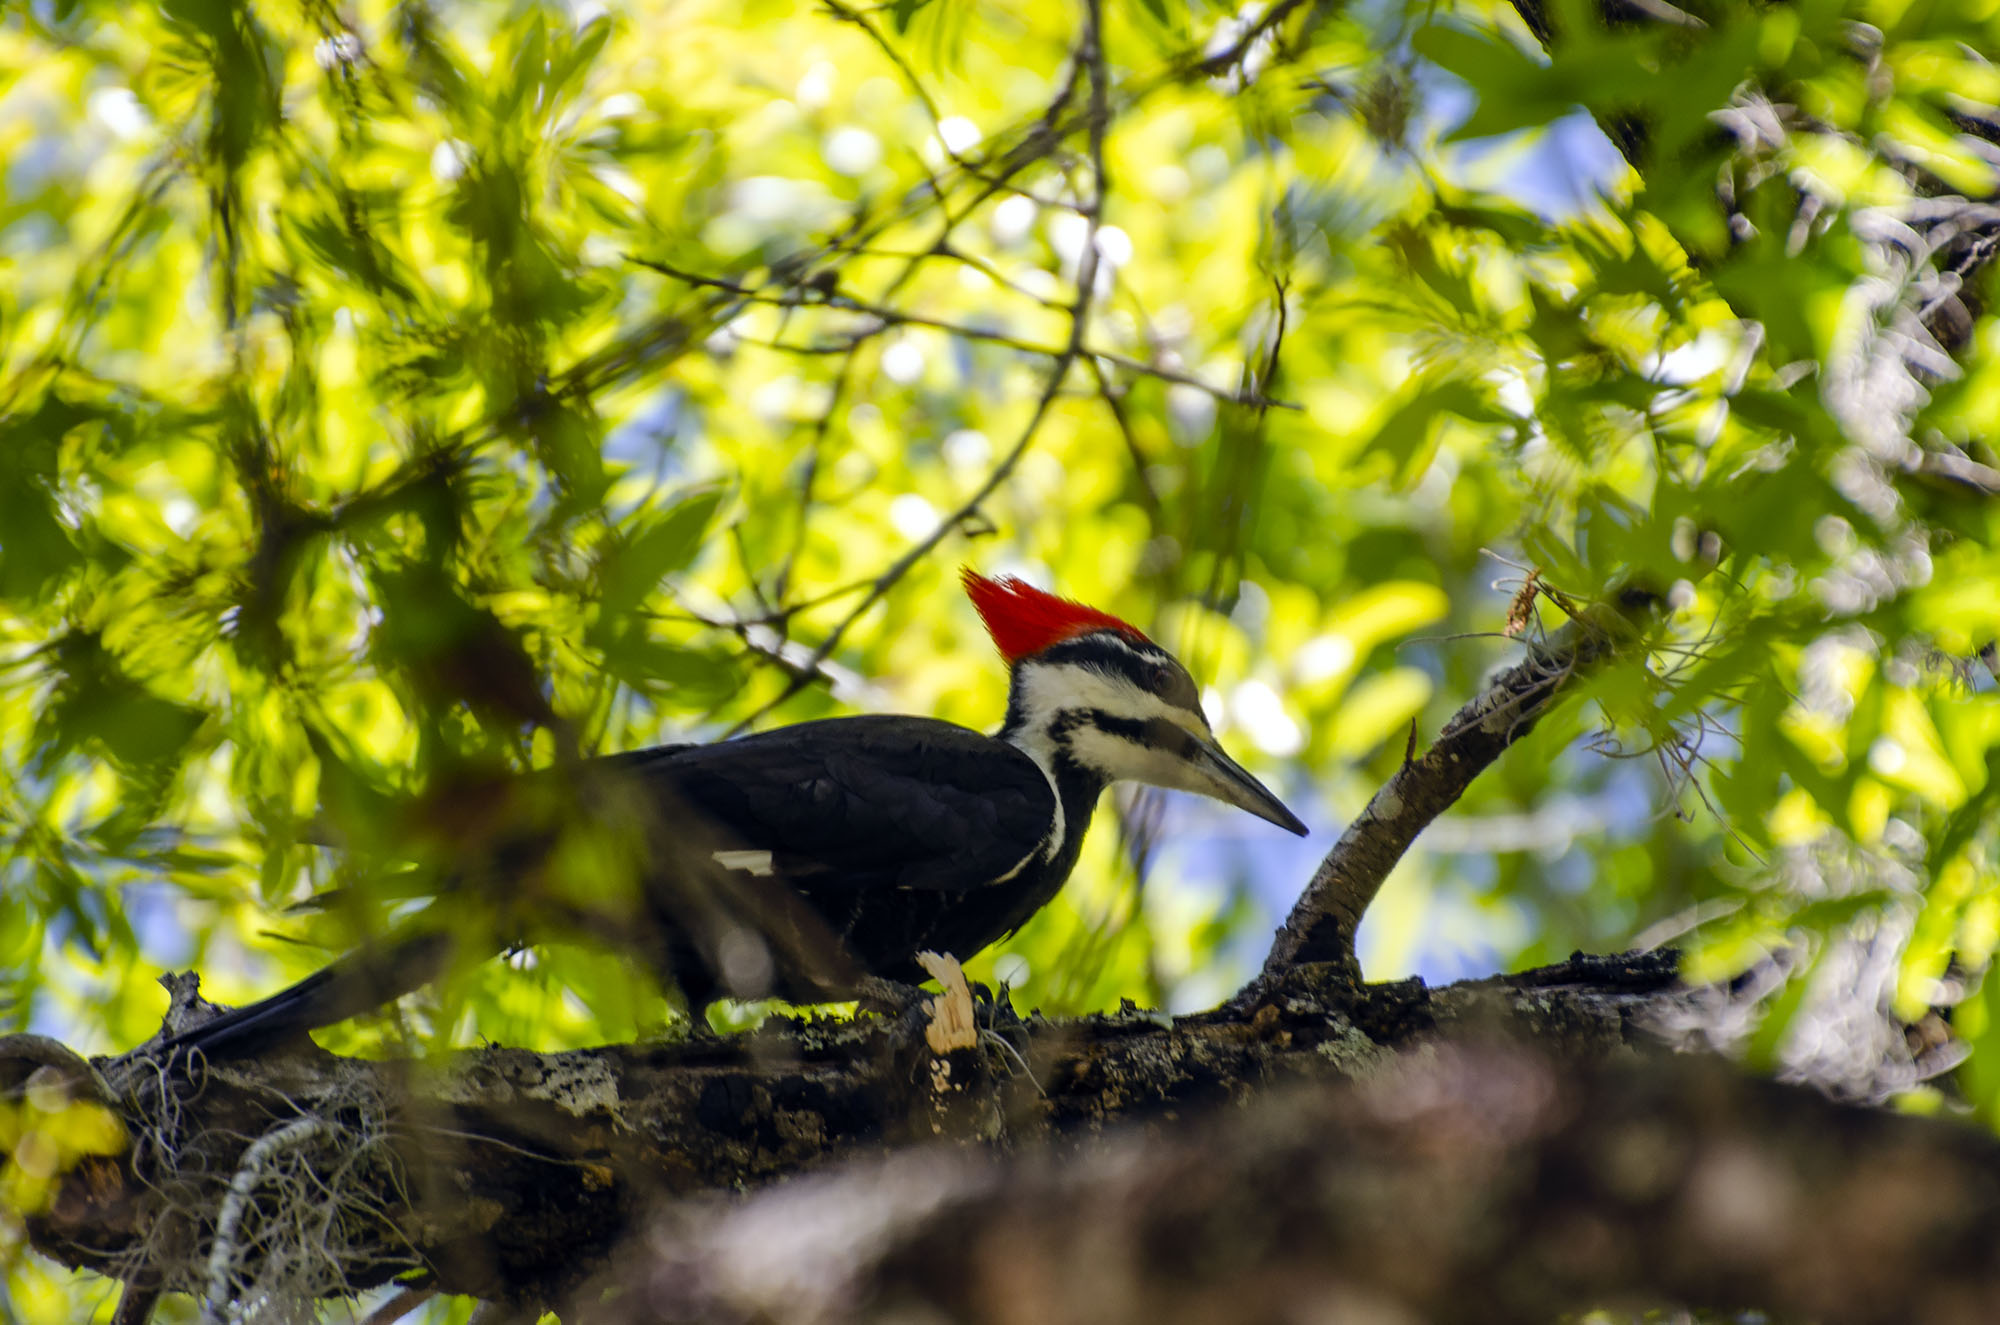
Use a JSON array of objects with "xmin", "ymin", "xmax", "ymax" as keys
[
  {"xmin": 634, "ymin": 268, "xmax": 1297, "ymax": 411},
  {"xmin": 1189, "ymin": 0, "xmax": 1314, "ymax": 77},
  {"xmin": 821, "ymin": 0, "xmax": 948, "ymax": 129},
  {"xmin": 774, "ymin": 340, "xmax": 863, "ymax": 604},
  {"xmin": 1086, "ymin": 355, "xmax": 1166, "ymax": 521},
  {"xmin": 723, "ymin": 3, "xmax": 1114, "ymax": 735}
]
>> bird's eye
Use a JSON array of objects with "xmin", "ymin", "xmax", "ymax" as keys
[{"xmin": 1145, "ymin": 662, "xmax": 1175, "ymax": 694}]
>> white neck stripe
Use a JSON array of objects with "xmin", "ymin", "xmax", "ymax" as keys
[{"xmin": 1002, "ymin": 724, "xmax": 1067, "ymax": 862}]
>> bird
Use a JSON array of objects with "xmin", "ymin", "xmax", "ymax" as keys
[{"xmin": 150, "ymin": 569, "xmax": 1307, "ymax": 1061}]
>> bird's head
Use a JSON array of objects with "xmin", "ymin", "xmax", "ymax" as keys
[{"xmin": 963, "ymin": 569, "xmax": 1308, "ymax": 836}]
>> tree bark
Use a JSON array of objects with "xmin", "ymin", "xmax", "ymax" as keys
[
  {"xmin": 15, "ymin": 951, "xmax": 1681, "ymax": 1309},
  {"xmin": 595, "ymin": 1045, "xmax": 2000, "ymax": 1325}
]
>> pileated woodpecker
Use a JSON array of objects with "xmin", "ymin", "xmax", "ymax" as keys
[{"xmin": 154, "ymin": 571, "xmax": 1306, "ymax": 1060}]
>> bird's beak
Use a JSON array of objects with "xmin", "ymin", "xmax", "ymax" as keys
[{"xmin": 1188, "ymin": 732, "xmax": 1309, "ymax": 836}]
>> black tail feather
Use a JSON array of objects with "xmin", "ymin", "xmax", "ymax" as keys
[{"xmin": 152, "ymin": 930, "xmax": 456, "ymax": 1062}]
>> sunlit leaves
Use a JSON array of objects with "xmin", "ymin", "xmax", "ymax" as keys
[{"xmin": 0, "ymin": 2, "xmax": 1997, "ymax": 1280}]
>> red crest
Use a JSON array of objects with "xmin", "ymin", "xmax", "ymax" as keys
[{"xmin": 961, "ymin": 568, "xmax": 1149, "ymax": 664}]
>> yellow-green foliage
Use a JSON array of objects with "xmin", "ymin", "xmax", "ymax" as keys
[{"xmin": 3, "ymin": 0, "xmax": 2000, "ymax": 1315}]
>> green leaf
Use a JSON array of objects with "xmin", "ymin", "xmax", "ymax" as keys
[
  {"xmin": 591, "ymin": 622, "xmax": 737, "ymax": 702},
  {"xmin": 32, "ymin": 631, "xmax": 205, "ymax": 786},
  {"xmin": 598, "ymin": 489, "xmax": 724, "ymax": 618},
  {"xmin": 1367, "ymin": 381, "xmax": 1510, "ymax": 488}
]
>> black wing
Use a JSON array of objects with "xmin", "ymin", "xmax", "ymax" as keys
[
  {"xmin": 144, "ymin": 717, "xmax": 1057, "ymax": 1061},
  {"xmin": 625, "ymin": 714, "xmax": 1056, "ymax": 893}
]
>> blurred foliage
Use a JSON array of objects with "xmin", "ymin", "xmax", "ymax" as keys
[{"xmin": 2, "ymin": 0, "xmax": 2000, "ymax": 1316}]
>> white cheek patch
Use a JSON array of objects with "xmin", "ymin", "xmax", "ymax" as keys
[
  {"xmin": 1007, "ymin": 653, "xmax": 1210, "ymax": 862},
  {"xmin": 712, "ymin": 849, "xmax": 776, "ymax": 877},
  {"xmin": 1066, "ymin": 725, "xmax": 1215, "ymax": 797}
]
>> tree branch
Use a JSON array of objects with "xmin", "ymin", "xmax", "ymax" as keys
[
  {"xmin": 20, "ymin": 953, "xmax": 1682, "ymax": 1311},
  {"xmin": 591, "ymin": 1045, "xmax": 2000, "ymax": 1325},
  {"xmin": 1246, "ymin": 596, "xmax": 1654, "ymax": 998}
]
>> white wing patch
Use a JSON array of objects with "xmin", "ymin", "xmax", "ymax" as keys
[{"xmin": 712, "ymin": 848, "xmax": 776, "ymax": 877}]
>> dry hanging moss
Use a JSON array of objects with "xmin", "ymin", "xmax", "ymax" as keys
[{"xmin": 108, "ymin": 1047, "xmax": 420, "ymax": 1325}]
